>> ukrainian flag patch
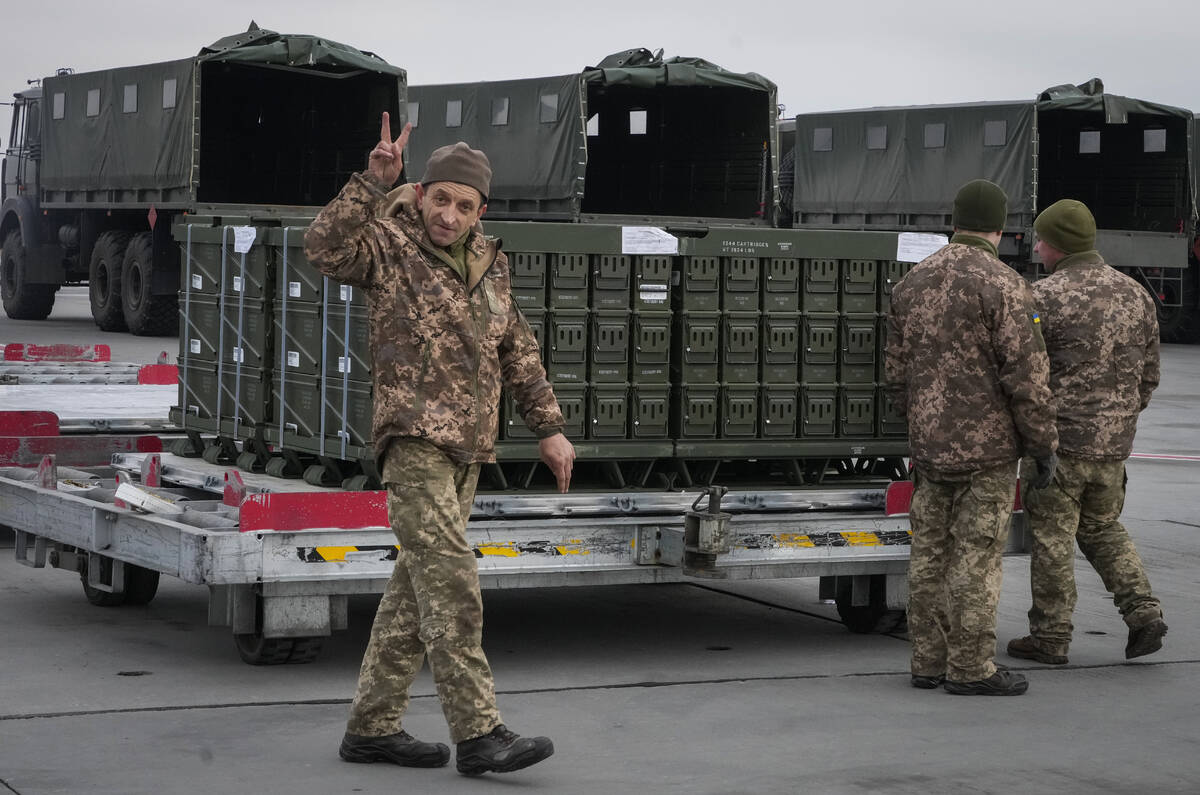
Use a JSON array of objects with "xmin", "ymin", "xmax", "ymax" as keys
[{"xmin": 1032, "ymin": 311, "xmax": 1041, "ymax": 324}]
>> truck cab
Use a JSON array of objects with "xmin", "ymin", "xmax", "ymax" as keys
[{"xmin": 2, "ymin": 86, "xmax": 58, "ymax": 321}]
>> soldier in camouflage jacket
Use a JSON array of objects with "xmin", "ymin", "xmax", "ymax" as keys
[
  {"xmin": 886, "ymin": 179, "xmax": 1057, "ymax": 696},
  {"xmin": 306, "ymin": 114, "xmax": 569, "ymax": 775},
  {"xmin": 1007, "ymin": 199, "xmax": 1167, "ymax": 667}
]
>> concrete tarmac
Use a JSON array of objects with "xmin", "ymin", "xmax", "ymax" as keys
[{"xmin": 0, "ymin": 337, "xmax": 1197, "ymax": 792}]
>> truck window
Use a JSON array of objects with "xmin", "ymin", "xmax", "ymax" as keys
[
  {"xmin": 123, "ymin": 84, "xmax": 138, "ymax": 114},
  {"xmin": 923, "ymin": 122, "xmax": 945, "ymax": 149},
  {"xmin": 984, "ymin": 120, "xmax": 1007, "ymax": 146},
  {"xmin": 539, "ymin": 93, "xmax": 558, "ymax": 123},
  {"xmin": 1143, "ymin": 128, "xmax": 1166, "ymax": 153},
  {"xmin": 629, "ymin": 109, "xmax": 647, "ymax": 135},
  {"xmin": 407, "ymin": 101, "xmax": 420, "ymax": 128},
  {"xmin": 491, "ymin": 97, "xmax": 509, "ymax": 126},
  {"xmin": 1079, "ymin": 130, "xmax": 1100, "ymax": 154},
  {"xmin": 86, "ymin": 88, "xmax": 100, "ymax": 117},
  {"xmin": 52, "ymin": 93, "xmax": 65, "ymax": 120},
  {"xmin": 586, "ymin": 113, "xmax": 599, "ymax": 136},
  {"xmin": 866, "ymin": 125, "xmax": 886, "ymax": 150},
  {"xmin": 813, "ymin": 127, "xmax": 832, "ymax": 152},
  {"xmin": 162, "ymin": 78, "xmax": 177, "ymax": 110},
  {"xmin": 445, "ymin": 99, "xmax": 462, "ymax": 128}
]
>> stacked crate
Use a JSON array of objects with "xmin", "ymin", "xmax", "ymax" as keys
[{"xmin": 877, "ymin": 259, "xmax": 915, "ymax": 438}]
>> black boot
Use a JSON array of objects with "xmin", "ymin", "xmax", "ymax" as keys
[
  {"xmin": 1126, "ymin": 618, "xmax": 1168, "ymax": 659},
  {"xmin": 456, "ymin": 724, "xmax": 554, "ymax": 776},
  {"xmin": 339, "ymin": 730, "xmax": 450, "ymax": 767},
  {"xmin": 944, "ymin": 669, "xmax": 1029, "ymax": 696}
]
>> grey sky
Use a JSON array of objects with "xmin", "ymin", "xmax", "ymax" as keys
[{"xmin": 3, "ymin": 0, "xmax": 1197, "ymax": 143}]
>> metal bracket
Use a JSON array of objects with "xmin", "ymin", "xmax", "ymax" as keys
[
  {"xmin": 14, "ymin": 530, "xmax": 47, "ymax": 568},
  {"xmin": 635, "ymin": 525, "xmax": 684, "ymax": 567}
]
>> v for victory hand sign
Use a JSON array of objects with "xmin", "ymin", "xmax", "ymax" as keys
[{"xmin": 367, "ymin": 111, "xmax": 412, "ymax": 187}]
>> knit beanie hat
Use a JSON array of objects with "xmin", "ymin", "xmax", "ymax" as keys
[
  {"xmin": 952, "ymin": 179, "xmax": 1008, "ymax": 232},
  {"xmin": 420, "ymin": 142, "xmax": 492, "ymax": 202},
  {"xmin": 1034, "ymin": 199, "xmax": 1097, "ymax": 254}
]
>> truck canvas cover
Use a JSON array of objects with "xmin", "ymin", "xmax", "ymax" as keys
[
  {"xmin": 793, "ymin": 79, "xmax": 1196, "ymax": 235},
  {"xmin": 40, "ymin": 25, "xmax": 406, "ymax": 208},
  {"xmin": 406, "ymin": 49, "xmax": 777, "ymax": 221}
]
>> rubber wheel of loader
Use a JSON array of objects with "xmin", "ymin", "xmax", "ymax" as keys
[
  {"xmin": 121, "ymin": 231, "xmax": 178, "ymax": 336},
  {"xmin": 834, "ymin": 575, "xmax": 907, "ymax": 634},
  {"xmin": 80, "ymin": 559, "xmax": 159, "ymax": 607},
  {"xmin": 89, "ymin": 231, "xmax": 132, "ymax": 331},
  {"xmin": 234, "ymin": 633, "xmax": 324, "ymax": 665},
  {"xmin": 236, "ymin": 451, "xmax": 264, "ymax": 473},
  {"xmin": 1, "ymin": 229, "xmax": 55, "ymax": 320}
]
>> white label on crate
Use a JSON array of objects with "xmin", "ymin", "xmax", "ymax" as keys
[
  {"xmin": 190, "ymin": 339, "xmax": 201, "ymax": 354},
  {"xmin": 289, "ymin": 281, "xmax": 302, "ymax": 298},
  {"xmin": 896, "ymin": 232, "xmax": 948, "ymax": 263},
  {"xmin": 338, "ymin": 357, "xmax": 351, "ymax": 374},
  {"xmin": 287, "ymin": 351, "xmax": 300, "ymax": 368},
  {"xmin": 232, "ymin": 275, "xmax": 244, "ymax": 292},
  {"xmin": 638, "ymin": 284, "xmax": 669, "ymax": 304},
  {"xmin": 340, "ymin": 285, "xmax": 353, "ymax": 302},
  {"xmin": 232, "ymin": 226, "xmax": 257, "ymax": 254},
  {"xmin": 621, "ymin": 226, "xmax": 678, "ymax": 255},
  {"xmin": 191, "ymin": 274, "xmax": 203, "ymax": 290},
  {"xmin": 232, "ymin": 347, "xmax": 244, "ymax": 363}
]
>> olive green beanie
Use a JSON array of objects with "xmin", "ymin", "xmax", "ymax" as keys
[
  {"xmin": 952, "ymin": 179, "xmax": 1008, "ymax": 232},
  {"xmin": 1034, "ymin": 199, "xmax": 1096, "ymax": 254},
  {"xmin": 420, "ymin": 142, "xmax": 492, "ymax": 202}
]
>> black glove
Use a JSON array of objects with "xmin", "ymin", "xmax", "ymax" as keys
[{"xmin": 1029, "ymin": 453, "xmax": 1058, "ymax": 490}]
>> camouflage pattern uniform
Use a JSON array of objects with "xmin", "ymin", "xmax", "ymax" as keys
[
  {"xmin": 885, "ymin": 235, "xmax": 1057, "ymax": 683},
  {"xmin": 305, "ymin": 173, "xmax": 566, "ymax": 744},
  {"xmin": 1021, "ymin": 251, "xmax": 1162, "ymax": 655}
]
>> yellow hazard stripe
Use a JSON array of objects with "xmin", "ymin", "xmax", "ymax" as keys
[{"xmin": 313, "ymin": 546, "xmax": 366, "ymax": 561}]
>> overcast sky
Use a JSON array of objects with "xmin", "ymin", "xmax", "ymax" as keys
[{"xmin": 2, "ymin": 0, "xmax": 1197, "ymax": 140}]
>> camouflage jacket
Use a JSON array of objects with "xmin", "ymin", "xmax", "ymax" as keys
[
  {"xmin": 304, "ymin": 173, "xmax": 565, "ymax": 467},
  {"xmin": 1032, "ymin": 251, "xmax": 1159, "ymax": 459},
  {"xmin": 884, "ymin": 235, "xmax": 1057, "ymax": 472}
]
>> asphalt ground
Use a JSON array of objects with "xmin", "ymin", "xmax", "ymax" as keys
[{"xmin": 1, "ymin": 308, "xmax": 1198, "ymax": 794}]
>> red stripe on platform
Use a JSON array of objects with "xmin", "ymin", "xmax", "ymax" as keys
[
  {"xmin": 137, "ymin": 364, "xmax": 179, "ymax": 384},
  {"xmin": 1129, "ymin": 452, "xmax": 1200, "ymax": 462},
  {"xmin": 3, "ymin": 343, "xmax": 112, "ymax": 362},
  {"xmin": 239, "ymin": 490, "xmax": 389, "ymax": 533},
  {"xmin": 0, "ymin": 411, "xmax": 60, "ymax": 436},
  {"xmin": 0, "ymin": 434, "xmax": 162, "ymax": 467}
]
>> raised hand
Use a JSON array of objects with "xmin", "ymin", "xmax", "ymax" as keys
[{"xmin": 366, "ymin": 111, "xmax": 412, "ymax": 187}]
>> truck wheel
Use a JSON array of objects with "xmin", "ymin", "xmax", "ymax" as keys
[
  {"xmin": 80, "ymin": 558, "xmax": 160, "ymax": 606},
  {"xmin": 833, "ymin": 575, "xmax": 908, "ymax": 634},
  {"xmin": 234, "ymin": 633, "xmax": 324, "ymax": 665},
  {"xmin": 1158, "ymin": 267, "xmax": 1200, "ymax": 344},
  {"xmin": 1, "ymin": 229, "xmax": 56, "ymax": 320},
  {"xmin": 121, "ymin": 232, "xmax": 178, "ymax": 336},
  {"xmin": 89, "ymin": 231, "xmax": 131, "ymax": 331}
]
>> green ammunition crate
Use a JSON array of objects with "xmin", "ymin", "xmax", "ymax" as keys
[
  {"xmin": 877, "ymin": 385, "xmax": 907, "ymax": 437},
  {"xmin": 179, "ymin": 223, "xmax": 272, "ymax": 300},
  {"xmin": 761, "ymin": 384, "xmax": 800, "ymax": 437},
  {"xmin": 800, "ymin": 386, "xmax": 837, "ymax": 437},
  {"xmin": 672, "ymin": 384, "xmax": 719, "ymax": 438},
  {"xmin": 678, "ymin": 256, "xmax": 721, "ymax": 311},
  {"xmin": 673, "ymin": 312, "xmax": 720, "ymax": 384},
  {"xmin": 175, "ymin": 359, "xmax": 220, "ymax": 432},
  {"xmin": 509, "ymin": 252, "xmax": 548, "ymax": 310},
  {"xmin": 592, "ymin": 254, "xmax": 631, "ymax": 309},
  {"xmin": 175, "ymin": 360, "xmax": 271, "ymax": 438},
  {"xmin": 590, "ymin": 311, "xmax": 631, "ymax": 383},
  {"xmin": 800, "ymin": 314, "xmax": 838, "ymax": 384},
  {"xmin": 839, "ymin": 314, "xmax": 879, "ymax": 385},
  {"xmin": 720, "ymin": 383, "xmax": 759, "ymax": 438},
  {"xmin": 880, "ymin": 260, "xmax": 915, "ymax": 314},
  {"xmin": 631, "ymin": 384, "xmax": 670, "ymax": 438},
  {"xmin": 546, "ymin": 310, "xmax": 588, "ymax": 384},
  {"xmin": 180, "ymin": 293, "xmax": 270, "ymax": 370},
  {"xmin": 631, "ymin": 313, "xmax": 672, "ymax": 384},
  {"xmin": 269, "ymin": 225, "xmax": 325, "ymax": 304},
  {"xmin": 549, "ymin": 252, "xmax": 588, "ymax": 309},
  {"xmin": 503, "ymin": 383, "xmax": 586, "ymax": 440},
  {"xmin": 323, "ymin": 304, "xmax": 372, "ymax": 383},
  {"xmin": 722, "ymin": 256, "xmax": 760, "ymax": 312},
  {"xmin": 588, "ymin": 383, "xmax": 629, "ymax": 439},
  {"xmin": 762, "ymin": 313, "xmax": 800, "ymax": 384},
  {"xmin": 802, "ymin": 258, "xmax": 839, "ymax": 312},
  {"xmin": 840, "ymin": 385, "xmax": 876, "ymax": 437},
  {"xmin": 721, "ymin": 312, "xmax": 760, "ymax": 384},
  {"xmin": 633, "ymin": 255, "xmax": 673, "ymax": 312},
  {"xmin": 271, "ymin": 372, "xmax": 373, "ymax": 452},
  {"xmin": 842, "ymin": 259, "xmax": 879, "ymax": 313},
  {"xmin": 763, "ymin": 257, "xmax": 801, "ymax": 312},
  {"xmin": 273, "ymin": 303, "xmax": 322, "ymax": 376}
]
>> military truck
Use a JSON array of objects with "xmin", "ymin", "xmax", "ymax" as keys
[
  {"xmin": 0, "ymin": 25, "xmax": 405, "ymax": 334},
  {"xmin": 787, "ymin": 80, "xmax": 1200, "ymax": 342}
]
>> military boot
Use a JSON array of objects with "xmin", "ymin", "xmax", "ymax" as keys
[
  {"xmin": 1007, "ymin": 635, "xmax": 1068, "ymax": 665},
  {"xmin": 339, "ymin": 730, "xmax": 450, "ymax": 767},
  {"xmin": 1126, "ymin": 618, "xmax": 1168, "ymax": 659},
  {"xmin": 456, "ymin": 724, "xmax": 554, "ymax": 776},
  {"xmin": 943, "ymin": 669, "xmax": 1029, "ymax": 696}
]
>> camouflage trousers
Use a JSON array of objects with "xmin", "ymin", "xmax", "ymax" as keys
[
  {"xmin": 1021, "ymin": 454, "xmax": 1161, "ymax": 655},
  {"xmin": 908, "ymin": 462, "xmax": 1016, "ymax": 683},
  {"xmin": 345, "ymin": 438, "xmax": 500, "ymax": 744}
]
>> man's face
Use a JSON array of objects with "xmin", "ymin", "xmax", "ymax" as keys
[
  {"xmin": 414, "ymin": 182, "xmax": 486, "ymax": 247},
  {"xmin": 1034, "ymin": 238, "xmax": 1065, "ymax": 272}
]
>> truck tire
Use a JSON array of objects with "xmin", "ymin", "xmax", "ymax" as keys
[
  {"xmin": 833, "ymin": 575, "xmax": 908, "ymax": 634},
  {"xmin": 1159, "ymin": 267, "xmax": 1200, "ymax": 344},
  {"xmin": 80, "ymin": 559, "xmax": 160, "ymax": 607},
  {"xmin": 89, "ymin": 231, "xmax": 131, "ymax": 331},
  {"xmin": 121, "ymin": 232, "xmax": 178, "ymax": 336},
  {"xmin": 233, "ymin": 633, "xmax": 324, "ymax": 665},
  {"xmin": 1, "ymin": 229, "xmax": 56, "ymax": 320}
]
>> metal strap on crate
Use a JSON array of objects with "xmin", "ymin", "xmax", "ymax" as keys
[
  {"xmin": 339, "ymin": 283, "xmax": 351, "ymax": 460},
  {"xmin": 320, "ymin": 276, "xmax": 330, "ymax": 456},
  {"xmin": 181, "ymin": 225, "xmax": 194, "ymax": 429},
  {"xmin": 279, "ymin": 228, "xmax": 291, "ymax": 444}
]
